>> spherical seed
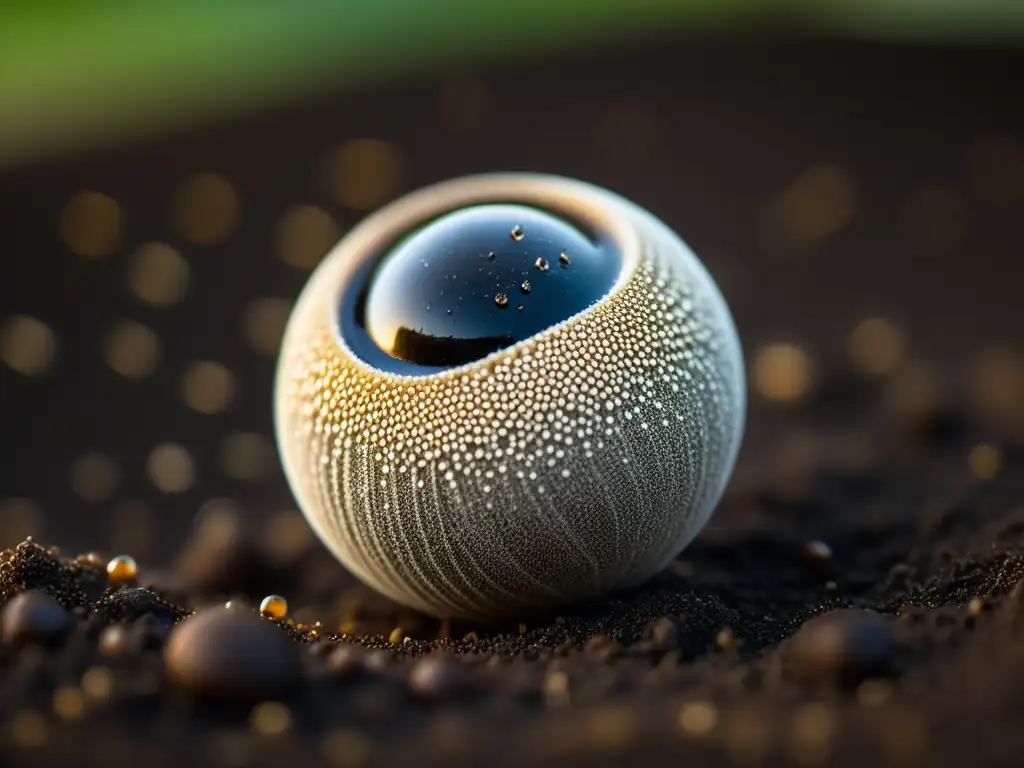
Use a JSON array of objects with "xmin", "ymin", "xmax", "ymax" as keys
[
  {"xmin": 163, "ymin": 607, "xmax": 299, "ymax": 705},
  {"xmin": 259, "ymin": 595, "xmax": 288, "ymax": 620},
  {"xmin": 788, "ymin": 609, "xmax": 896, "ymax": 686},
  {"xmin": 1, "ymin": 590, "xmax": 74, "ymax": 647},
  {"xmin": 106, "ymin": 554, "xmax": 138, "ymax": 584},
  {"xmin": 275, "ymin": 174, "xmax": 746, "ymax": 620}
]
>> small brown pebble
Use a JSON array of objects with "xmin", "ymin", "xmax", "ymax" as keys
[
  {"xmin": 803, "ymin": 540, "xmax": 833, "ymax": 574},
  {"xmin": 163, "ymin": 606, "xmax": 300, "ymax": 705},
  {"xmin": 788, "ymin": 609, "xmax": 896, "ymax": 686},
  {"xmin": 407, "ymin": 654, "xmax": 466, "ymax": 700},
  {"xmin": 1, "ymin": 590, "xmax": 74, "ymax": 647}
]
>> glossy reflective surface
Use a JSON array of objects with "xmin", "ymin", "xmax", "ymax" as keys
[{"xmin": 358, "ymin": 204, "xmax": 620, "ymax": 370}]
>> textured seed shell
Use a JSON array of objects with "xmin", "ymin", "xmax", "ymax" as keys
[{"xmin": 274, "ymin": 174, "xmax": 745, "ymax": 619}]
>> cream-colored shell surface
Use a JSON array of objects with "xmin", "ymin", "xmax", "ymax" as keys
[{"xmin": 274, "ymin": 174, "xmax": 745, "ymax": 619}]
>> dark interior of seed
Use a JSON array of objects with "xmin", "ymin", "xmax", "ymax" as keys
[{"xmin": 342, "ymin": 204, "xmax": 621, "ymax": 373}]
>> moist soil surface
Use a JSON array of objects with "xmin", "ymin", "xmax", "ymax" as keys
[{"xmin": 1, "ymin": 34, "xmax": 1023, "ymax": 768}]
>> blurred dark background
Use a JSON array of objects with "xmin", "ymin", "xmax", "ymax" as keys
[{"xmin": 1, "ymin": 4, "xmax": 1022, "ymax": 579}]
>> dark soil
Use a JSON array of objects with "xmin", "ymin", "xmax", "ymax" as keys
[{"xmin": 1, "ymin": 33, "xmax": 1023, "ymax": 768}]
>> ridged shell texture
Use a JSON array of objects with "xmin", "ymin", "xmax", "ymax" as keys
[{"xmin": 275, "ymin": 175, "xmax": 745, "ymax": 619}]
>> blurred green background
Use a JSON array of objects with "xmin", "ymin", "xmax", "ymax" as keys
[{"xmin": 1, "ymin": 0, "xmax": 1022, "ymax": 169}]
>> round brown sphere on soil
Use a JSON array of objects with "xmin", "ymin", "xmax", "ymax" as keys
[
  {"xmin": 1, "ymin": 590, "xmax": 74, "ymax": 647},
  {"xmin": 163, "ymin": 606, "xmax": 299, "ymax": 705}
]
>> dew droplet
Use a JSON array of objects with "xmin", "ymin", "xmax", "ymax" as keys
[
  {"xmin": 486, "ymin": 251, "xmax": 496, "ymax": 260},
  {"xmin": 106, "ymin": 555, "xmax": 138, "ymax": 584},
  {"xmin": 521, "ymin": 280, "xmax": 531, "ymax": 293},
  {"xmin": 495, "ymin": 293, "xmax": 508, "ymax": 308},
  {"xmin": 259, "ymin": 594, "xmax": 288, "ymax": 620},
  {"xmin": 535, "ymin": 257, "xmax": 549, "ymax": 272},
  {"xmin": 559, "ymin": 250, "xmax": 571, "ymax": 266},
  {"xmin": 510, "ymin": 225, "xmax": 524, "ymax": 241}
]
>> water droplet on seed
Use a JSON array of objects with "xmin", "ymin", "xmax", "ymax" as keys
[
  {"xmin": 535, "ymin": 258, "xmax": 549, "ymax": 272},
  {"xmin": 521, "ymin": 280, "xmax": 531, "ymax": 293},
  {"xmin": 495, "ymin": 293, "xmax": 508, "ymax": 308},
  {"xmin": 559, "ymin": 250, "xmax": 571, "ymax": 266},
  {"xmin": 510, "ymin": 225, "xmax": 524, "ymax": 241}
]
